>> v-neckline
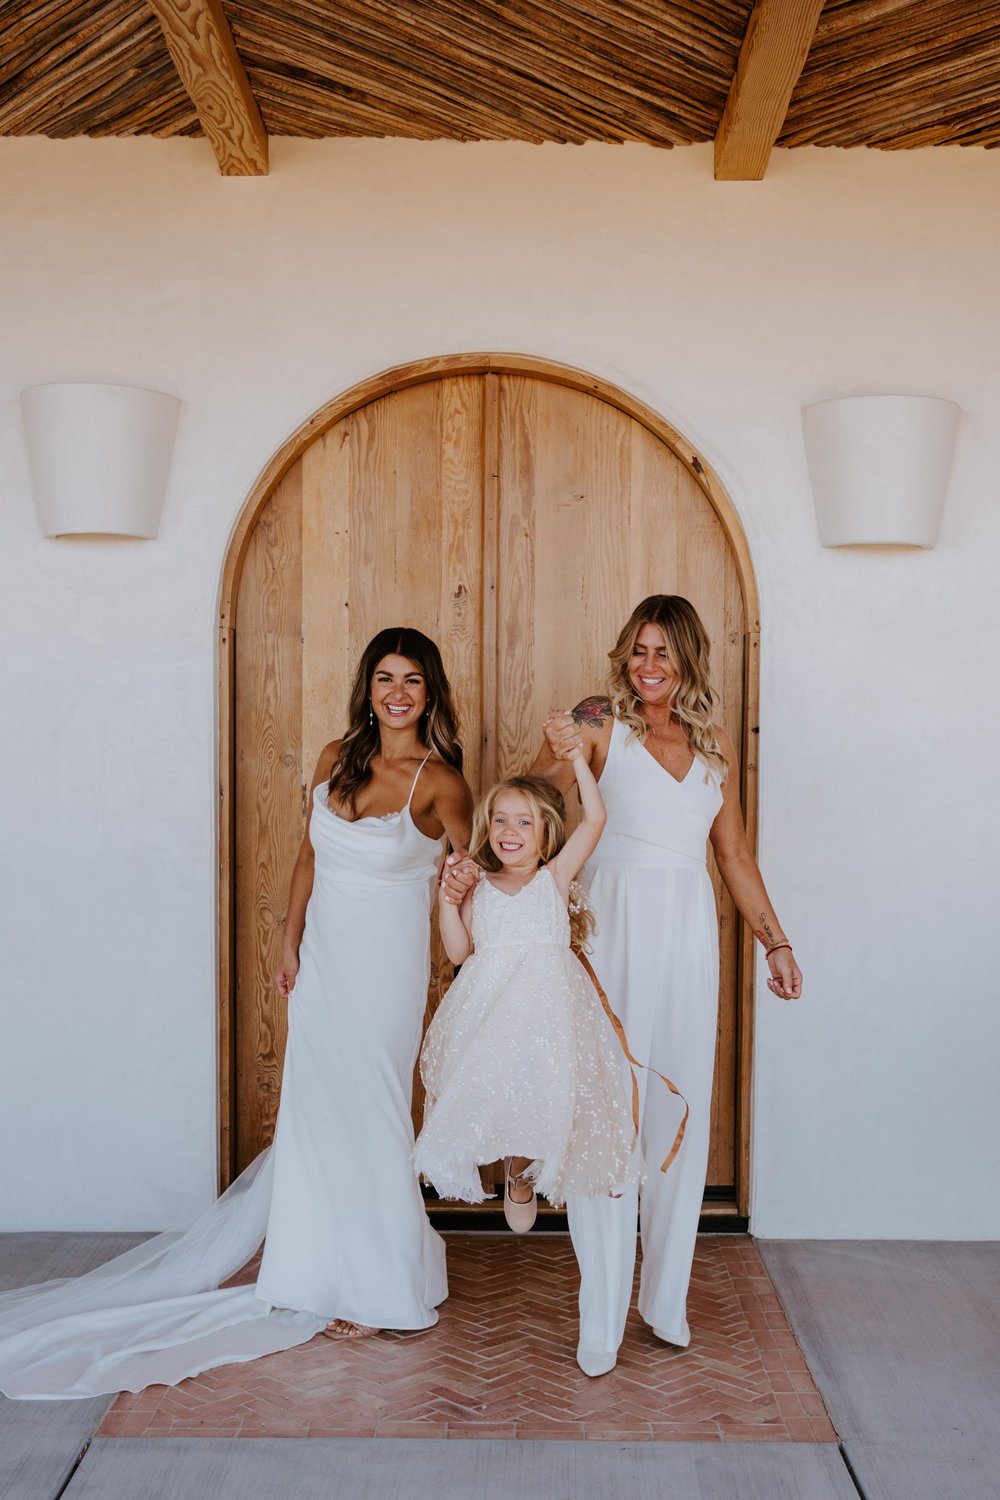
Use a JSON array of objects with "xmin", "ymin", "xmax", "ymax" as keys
[
  {"xmin": 484, "ymin": 869, "xmax": 543, "ymax": 899},
  {"xmin": 632, "ymin": 728, "xmax": 697, "ymax": 787}
]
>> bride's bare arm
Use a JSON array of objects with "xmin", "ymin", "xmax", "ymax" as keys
[
  {"xmin": 274, "ymin": 742, "xmax": 340, "ymax": 997},
  {"xmin": 427, "ymin": 763, "xmax": 474, "ymax": 851}
]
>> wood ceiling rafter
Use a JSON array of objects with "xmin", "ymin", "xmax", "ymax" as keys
[
  {"xmin": 4, "ymin": 1, "xmax": 1000, "ymax": 166},
  {"xmin": 714, "ymin": 0, "xmax": 826, "ymax": 179},
  {"xmin": 145, "ymin": 0, "xmax": 268, "ymax": 172}
]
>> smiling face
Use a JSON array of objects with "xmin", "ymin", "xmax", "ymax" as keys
[
  {"xmin": 488, "ymin": 789, "xmax": 542, "ymax": 871},
  {"xmin": 628, "ymin": 622, "xmax": 679, "ymax": 707},
  {"xmin": 369, "ymin": 654, "xmax": 428, "ymax": 732}
]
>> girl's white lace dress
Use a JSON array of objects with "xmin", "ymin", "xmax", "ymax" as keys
[{"xmin": 413, "ymin": 867, "xmax": 639, "ymax": 1207}]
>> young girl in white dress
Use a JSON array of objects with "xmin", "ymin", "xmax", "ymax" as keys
[{"xmin": 413, "ymin": 742, "xmax": 638, "ymax": 1230}]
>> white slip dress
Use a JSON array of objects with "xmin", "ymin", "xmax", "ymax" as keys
[
  {"xmin": 0, "ymin": 758, "xmax": 446, "ymax": 1399},
  {"xmin": 255, "ymin": 755, "xmax": 447, "ymax": 1327},
  {"xmin": 567, "ymin": 716, "xmax": 723, "ymax": 1356},
  {"xmin": 414, "ymin": 867, "xmax": 639, "ymax": 1208}
]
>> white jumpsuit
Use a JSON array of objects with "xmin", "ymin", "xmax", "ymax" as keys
[{"xmin": 569, "ymin": 716, "xmax": 723, "ymax": 1362}]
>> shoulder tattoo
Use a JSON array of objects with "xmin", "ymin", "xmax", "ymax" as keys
[{"xmin": 572, "ymin": 696, "xmax": 612, "ymax": 728}]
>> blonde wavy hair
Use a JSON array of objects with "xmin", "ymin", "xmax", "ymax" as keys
[
  {"xmin": 469, "ymin": 776, "xmax": 596, "ymax": 951},
  {"xmin": 608, "ymin": 595, "xmax": 728, "ymax": 782}
]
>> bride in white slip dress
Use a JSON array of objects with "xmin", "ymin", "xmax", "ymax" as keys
[
  {"xmin": 528, "ymin": 596, "xmax": 803, "ymax": 1377},
  {"xmin": 0, "ymin": 628, "xmax": 473, "ymax": 1399}
]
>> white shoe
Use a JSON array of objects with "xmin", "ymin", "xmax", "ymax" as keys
[
  {"xmin": 652, "ymin": 1320, "xmax": 691, "ymax": 1348},
  {"xmin": 576, "ymin": 1344, "xmax": 617, "ymax": 1378}
]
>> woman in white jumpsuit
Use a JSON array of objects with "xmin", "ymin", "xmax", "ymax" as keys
[{"xmin": 530, "ymin": 596, "xmax": 802, "ymax": 1377}]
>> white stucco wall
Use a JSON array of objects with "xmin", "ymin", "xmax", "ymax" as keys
[{"xmin": 1, "ymin": 137, "xmax": 997, "ymax": 1236}]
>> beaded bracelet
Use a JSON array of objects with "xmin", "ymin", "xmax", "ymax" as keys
[{"xmin": 765, "ymin": 941, "xmax": 793, "ymax": 959}]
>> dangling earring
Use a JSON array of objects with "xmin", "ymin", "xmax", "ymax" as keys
[{"xmin": 369, "ymin": 703, "xmax": 374, "ymax": 725}]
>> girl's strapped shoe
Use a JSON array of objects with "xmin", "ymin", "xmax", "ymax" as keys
[{"xmin": 503, "ymin": 1157, "xmax": 538, "ymax": 1234}]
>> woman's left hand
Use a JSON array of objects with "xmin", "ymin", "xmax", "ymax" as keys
[{"xmin": 766, "ymin": 948, "xmax": 802, "ymax": 1001}]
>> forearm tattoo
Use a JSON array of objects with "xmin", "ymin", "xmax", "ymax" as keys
[
  {"xmin": 572, "ymin": 696, "xmax": 612, "ymax": 728},
  {"xmin": 755, "ymin": 913, "xmax": 778, "ymax": 948}
]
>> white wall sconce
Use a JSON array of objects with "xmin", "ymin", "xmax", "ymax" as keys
[
  {"xmin": 20, "ymin": 382, "xmax": 182, "ymax": 539},
  {"xmin": 802, "ymin": 395, "xmax": 960, "ymax": 548}
]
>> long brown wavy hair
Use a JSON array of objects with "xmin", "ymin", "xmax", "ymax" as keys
[
  {"xmin": 328, "ymin": 628, "xmax": 463, "ymax": 810},
  {"xmin": 608, "ymin": 595, "xmax": 727, "ymax": 781},
  {"xmin": 469, "ymin": 775, "xmax": 596, "ymax": 951}
]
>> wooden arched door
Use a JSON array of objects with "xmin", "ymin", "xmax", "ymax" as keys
[{"xmin": 219, "ymin": 357, "xmax": 759, "ymax": 1217}]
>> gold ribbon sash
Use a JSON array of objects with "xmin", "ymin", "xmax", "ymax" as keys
[{"xmin": 577, "ymin": 951, "xmax": 689, "ymax": 1175}]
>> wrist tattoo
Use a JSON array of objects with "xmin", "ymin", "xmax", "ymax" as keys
[
  {"xmin": 757, "ymin": 914, "xmax": 778, "ymax": 948},
  {"xmin": 572, "ymin": 696, "xmax": 612, "ymax": 728}
]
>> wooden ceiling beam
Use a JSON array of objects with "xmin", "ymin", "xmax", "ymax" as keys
[
  {"xmin": 714, "ymin": 0, "xmax": 826, "ymax": 180},
  {"xmin": 146, "ymin": 0, "xmax": 268, "ymax": 174}
]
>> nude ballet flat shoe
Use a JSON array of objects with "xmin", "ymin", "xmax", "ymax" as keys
[
  {"xmin": 576, "ymin": 1344, "xmax": 617, "ymax": 1378},
  {"xmin": 503, "ymin": 1157, "xmax": 538, "ymax": 1234}
]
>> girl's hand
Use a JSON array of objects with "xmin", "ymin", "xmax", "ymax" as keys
[
  {"xmin": 766, "ymin": 948, "xmax": 802, "ymax": 1001},
  {"xmin": 440, "ymin": 856, "xmax": 479, "ymax": 905},
  {"xmin": 543, "ymin": 710, "xmax": 583, "ymax": 762},
  {"xmin": 274, "ymin": 950, "xmax": 299, "ymax": 998}
]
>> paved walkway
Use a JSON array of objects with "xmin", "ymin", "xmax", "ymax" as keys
[
  {"xmin": 2, "ymin": 1233, "xmax": 998, "ymax": 1499},
  {"xmin": 100, "ymin": 1235, "xmax": 834, "ymax": 1442}
]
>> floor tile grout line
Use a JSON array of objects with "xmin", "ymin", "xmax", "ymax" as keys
[
  {"xmin": 837, "ymin": 1442, "xmax": 870, "ymax": 1500},
  {"xmin": 52, "ymin": 1436, "xmax": 92, "ymax": 1500}
]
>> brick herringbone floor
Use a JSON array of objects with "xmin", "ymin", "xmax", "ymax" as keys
[{"xmin": 98, "ymin": 1235, "xmax": 836, "ymax": 1442}]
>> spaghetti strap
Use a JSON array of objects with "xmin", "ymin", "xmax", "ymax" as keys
[{"xmin": 406, "ymin": 750, "xmax": 434, "ymax": 807}]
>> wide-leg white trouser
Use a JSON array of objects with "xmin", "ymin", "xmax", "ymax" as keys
[{"xmin": 569, "ymin": 860, "xmax": 719, "ymax": 1358}]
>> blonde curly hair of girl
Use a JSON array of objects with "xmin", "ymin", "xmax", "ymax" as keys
[
  {"xmin": 608, "ymin": 595, "xmax": 728, "ymax": 783},
  {"xmin": 469, "ymin": 775, "xmax": 596, "ymax": 952}
]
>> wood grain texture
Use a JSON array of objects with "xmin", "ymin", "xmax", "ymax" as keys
[
  {"xmin": 714, "ymin": 0, "xmax": 826, "ymax": 179},
  {"xmin": 227, "ymin": 0, "xmax": 751, "ymax": 146},
  {"xmin": 146, "ymin": 0, "xmax": 268, "ymax": 172},
  {"xmin": 496, "ymin": 376, "xmax": 746, "ymax": 1188},
  {"xmin": 480, "ymin": 374, "xmax": 501, "ymax": 790},
  {"xmin": 218, "ymin": 610, "xmax": 236, "ymax": 1185},
  {"xmin": 736, "ymin": 625, "xmax": 760, "ymax": 1215},
  {"xmin": 232, "ymin": 378, "xmax": 487, "ymax": 1168},
  {"xmin": 219, "ymin": 354, "xmax": 762, "ymax": 639},
  {"xmin": 300, "ymin": 427, "xmax": 350, "ymax": 786},
  {"xmin": 782, "ymin": 0, "xmax": 1000, "ymax": 149},
  {"xmin": 220, "ymin": 354, "xmax": 760, "ymax": 1200},
  {"xmin": 5, "ymin": 0, "xmax": 1000, "ymax": 152},
  {"xmin": 234, "ymin": 467, "xmax": 302, "ymax": 1169},
  {"xmin": 0, "ymin": 0, "xmax": 198, "ymax": 137}
]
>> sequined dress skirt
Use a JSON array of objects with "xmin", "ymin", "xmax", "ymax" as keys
[{"xmin": 414, "ymin": 928, "xmax": 639, "ymax": 1207}]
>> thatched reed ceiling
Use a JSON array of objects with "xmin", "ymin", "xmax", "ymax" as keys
[
  {"xmin": 1, "ymin": 1, "xmax": 998, "ymax": 175},
  {"xmin": 781, "ymin": 0, "xmax": 1000, "ymax": 149}
]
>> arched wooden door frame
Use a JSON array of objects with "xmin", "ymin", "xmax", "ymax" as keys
[{"xmin": 217, "ymin": 353, "xmax": 762, "ymax": 1211}]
